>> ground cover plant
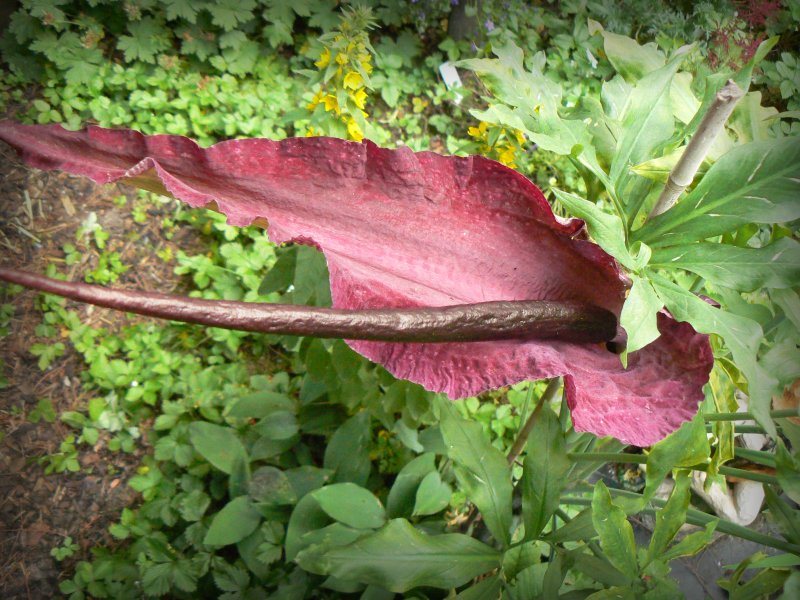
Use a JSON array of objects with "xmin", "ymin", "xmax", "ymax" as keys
[{"xmin": 0, "ymin": 1, "xmax": 799, "ymax": 598}]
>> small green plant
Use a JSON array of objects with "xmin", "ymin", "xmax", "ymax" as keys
[
  {"xmin": 38, "ymin": 435, "xmax": 80, "ymax": 474},
  {"xmin": 50, "ymin": 536, "xmax": 79, "ymax": 561},
  {"xmin": 28, "ymin": 398, "xmax": 56, "ymax": 423},
  {"xmin": 29, "ymin": 341, "xmax": 65, "ymax": 370}
]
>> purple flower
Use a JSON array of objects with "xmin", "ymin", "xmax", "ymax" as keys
[
  {"xmin": 0, "ymin": 122, "xmax": 713, "ymax": 446},
  {"xmin": 484, "ymin": 19, "xmax": 495, "ymax": 32}
]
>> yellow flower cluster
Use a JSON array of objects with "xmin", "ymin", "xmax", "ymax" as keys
[
  {"xmin": 468, "ymin": 121, "xmax": 527, "ymax": 168},
  {"xmin": 306, "ymin": 7, "xmax": 376, "ymax": 142}
]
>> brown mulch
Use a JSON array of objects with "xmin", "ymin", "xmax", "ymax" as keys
[{"xmin": 0, "ymin": 142, "xmax": 193, "ymax": 598}]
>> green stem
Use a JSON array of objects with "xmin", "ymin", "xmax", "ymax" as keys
[
  {"xmin": 560, "ymin": 492, "xmax": 800, "ymax": 555},
  {"xmin": 704, "ymin": 409, "xmax": 798, "ymax": 422},
  {"xmin": 507, "ymin": 378, "xmax": 561, "ymax": 466},
  {"xmin": 733, "ymin": 447, "xmax": 776, "ymax": 468}
]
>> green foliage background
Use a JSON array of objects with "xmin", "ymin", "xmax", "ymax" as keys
[{"xmin": 1, "ymin": 0, "xmax": 799, "ymax": 598}]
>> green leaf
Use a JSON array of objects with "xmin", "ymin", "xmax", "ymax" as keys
[
  {"xmin": 645, "ymin": 470, "xmax": 690, "ymax": 565},
  {"xmin": 455, "ymin": 575, "xmax": 502, "ymax": 599},
  {"xmin": 661, "ymin": 520, "xmax": 716, "ymax": 561},
  {"xmin": 204, "ymin": 496, "xmax": 262, "ymax": 546},
  {"xmin": 651, "ymin": 274, "xmax": 778, "ymax": 438},
  {"xmin": 593, "ymin": 22, "xmax": 665, "ymax": 81},
  {"xmin": 637, "ymin": 137, "xmax": 800, "ymax": 247},
  {"xmin": 620, "ymin": 275, "xmax": 665, "ymax": 355},
  {"xmin": 552, "ymin": 188, "xmax": 632, "ymax": 268},
  {"xmin": 763, "ymin": 486, "xmax": 800, "ymax": 544},
  {"xmin": 544, "ymin": 507, "xmax": 596, "ymax": 544},
  {"xmin": 294, "ymin": 519, "xmax": 501, "ymax": 592},
  {"xmin": 591, "ymin": 481, "xmax": 638, "ymax": 580},
  {"xmin": 117, "ymin": 17, "xmax": 170, "ymax": 63},
  {"xmin": 520, "ymin": 406, "xmax": 569, "ymax": 540},
  {"xmin": 386, "ymin": 453, "xmax": 437, "ymax": 518},
  {"xmin": 775, "ymin": 440, "xmax": 800, "ymax": 504},
  {"xmin": 188, "ymin": 421, "xmax": 248, "ymax": 475},
  {"xmin": 248, "ymin": 466, "xmax": 297, "ymax": 507},
  {"xmin": 324, "ymin": 412, "xmax": 371, "ymax": 486},
  {"xmin": 610, "ymin": 49, "xmax": 688, "ymax": 191},
  {"xmin": 650, "ymin": 238, "xmax": 800, "ymax": 291},
  {"xmin": 412, "ymin": 471, "xmax": 451, "ymax": 516},
  {"xmin": 312, "ymin": 483, "xmax": 386, "ymax": 529},
  {"xmin": 226, "ymin": 390, "xmax": 293, "ymax": 419},
  {"xmin": 285, "ymin": 494, "xmax": 330, "ymax": 561},
  {"xmin": 438, "ymin": 398, "xmax": 513, "ymax": 546},
  {"xmin": 730, "ymin": 568, "xmax": 790, "ymax": 600},
  {"xmin": 640, "ymin": 416, "xmax": 709, "ymax": 508},
  {"xmin": 206, "ymin": 0, "xmax": 256, "ymax": 30},
  {"xmin": 163, "ymin": 0, "xmax": 198, "ymax": 22}
]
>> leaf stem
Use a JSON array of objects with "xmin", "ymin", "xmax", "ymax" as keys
[
  {"xmin": 648, "ymin": 79, "xmax": 744, "ymax": 219},
  {"xmin": 507, "ymin": 378, "xmax": 561, "ymax": 466},
  {"xmin": 0, "ymin": 268, "xmax": 617, "ymax": 344},
  {"xmin": 704, "ymin": 409, "xmax": 798, "ymax": 421}
]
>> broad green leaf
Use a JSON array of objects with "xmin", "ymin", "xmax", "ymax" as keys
[
  {"xmin": 586, "ymin": 587, "xmax": 638, "ymax": 600},
  {"xmin": 775, "ymin": 441, "xmax": 800, "ymax": 504},
  {"xmin": 651, "ymin": 274, "xmax": 778, "ymax": 438},
  {"xmin": 620, "ymin": 275, "xmax": 665, "ymax": 355},
  {"xmin": 638, "ymin": 416, "xmax": 709, "ymax": 512},
  {"xmin": 386, "ymin": 453, "xmax": 437, "ymax": 518},
  {"xmin": 438, "ymin": 399, "xmax": 513, "ymax": 546},
  {"xmin": 502, "ymin": 541, "xmax": 541, "ymax": 580},
  {"xmin": 226, "ymin": 391, "xmax": 294, "ymax": 419},
  {"xmin": 592, "ymin": 21, "xmax": 665, "ymax": 81},
  {"xmin": 631, "ymin": 146, "xmax": 708, "ymax": 183},
  {"xmin": 552, "ymin": 188, "xmax": 632, "ymax": 267},
  {"xmin": 749, "ymin": 554, "xmax": 800, "ymax": 569},
  {"xmin": 661, "ymin": 520, "xmax": 717, "ymax": 561},
  {"xmin": 650, "ymin": 238, "xmax": 800, "ymax": 291},
  {"xmin": 249, "ymin": 466, "xmax": 297, "ymax": 507},
  {"xmin": 645, "ymin": 471, "xmax": 690, "ymax": 565},
  {"xmin": 591, "ymin": 481, "xmax": 638, "ymax": 580},
  {"xmin": 454, "ymin": 574, "xmax": 502, "ymax": 599},
  {"xmin": 285, "ymin": 494, "xmax": 330, "ymax": 561},
  {"xmin": 312, "ymin": 483, "xmax": 386, "ymax": 529},
  {"xmin": 521, "ymin": 406, "xmax": 570, "ymax": 540},
  {"xmin": 780, "ymin": 571, "xmax": 800, "ymax": 600},
  {"xmin": 569, "ymin": 549, "xmax": 630, "ymax": 587},
  {"xmin": 204, "ymin": 496, "xmax": 262, "ymax": 546},
  {"xmin": 636, "ymin": 137, "xmax": 800, "ymax": 247},
  {"xmin": 188, "ymin": 422, "xmax": 248, "ymax": 475},
  {"xmin": 412, "ymin": 471, "xmax": 451, "ymax": 516},
  {"xmin": 295, "ymin": 519, "xmax": 501, "ymax": 592},
  {"xmin": 610, "ymin": 49, "xmax": 688, "ymax": 191},
  {"xmin": 324, "ymin": 412, "xmax": 371, "ymax": 486}
]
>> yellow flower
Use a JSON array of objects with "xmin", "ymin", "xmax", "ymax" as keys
[
  {"xmin": 346, "ymin": 117, "xmax": 364, "ymax": 141},
  {"xmin": 306, "ymin": 90, "xmax": 325, "ymax": 111},
  {"xmin": 343, "ymin": 71, "xmax": 363, "ymax": 90},
  {"xmin": 514, "ymin": 128, "xmax": 525, "ymax": 144},
  {"xmin": 305, "ymin": 127, "xmax": 317, "ymax": 137},
  {"xmin": 468, "ymin": 121, "xmax": 488, "ymax": 139},
  {"xmin": 497, "ymin": 144, "xmax": 516, "ymax": 167},
  {"xmin": 315, "ymin": 48, "xmax": 330, "ymax": 69},
  {"xmin": 336, "ymin": 52, "xmax": 348, "ymax": 65},
  {"xmin": 351, "ymin": 87, "xmax": 368, "ymax": 109},
  {"xmin": 322, "ymin": 94, "xmax": 340, "ymax": 114}
]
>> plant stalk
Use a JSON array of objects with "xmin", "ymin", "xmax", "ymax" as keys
[
  {"xmin": 507, "ymin": 378, "xmax": 562, "ymax": 465},
  {"xmin": 704, "ymin": 409, "xmax": 798, "ymax": 421},
  {"xmin": 649, "ymin": 79, "xmax": 744, "ymax": 219},
  {"xmin": 0, "ymin": 267, "xmax": 617, "ymax": 344}
]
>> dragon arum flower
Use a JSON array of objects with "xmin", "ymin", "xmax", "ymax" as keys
[{"xmin": 0, "ymin": 122, "xmax": 713, "ymax": 446}]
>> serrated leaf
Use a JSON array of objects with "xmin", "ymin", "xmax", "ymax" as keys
[
  {"xmin": 204, "ymin": 497, "xmax": 262, "ymax": 546},
  {"xmin": 521, "ymin": 406, "xmax": 569, "ymax": 540},
  {"xmin": 637, "ymin": 137, "xmax": 800, "ymax": 247},
  {"xmin": 438, "ymin": 398, "xmax": 512, "ymax": 546},
  {"xmin": 661, "ymin": 520, "xmax": 717, "ymax": 562},
  {"xmin": 163, "ymin": 0, "xmax": 198, "ymax": 22},
  {"xmin": 620, "ymin": 275, "xmax": 665, "ymax": 355},
  {"xmin": 294, "ymin": 519, "xmax": 501, "ymax": 592},
  {"xmin": 206, "ymin": 0, "xmax": 256, "ymax": 31},
  {"xmin": 650, "ymin": 238, "xmax": 800, "ymax": 292},
  {"xmin": 188, "ymin": 421, "xmax": 248, "ymax": 475},
  {"xmin": 312, "ymin": 483, "xmax": 386, "ymax": 529},
  {"xmin": 591, "ymin": 481, "xmax": 638, "ymax": 580},
  {"xmin": 117, "ymin": 17, "xmax": 170, "ymax": 63}
]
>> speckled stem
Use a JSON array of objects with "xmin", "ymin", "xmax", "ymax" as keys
[{"xmin": 0, "ymin": 267, "xmax": 617, "ymax": 344}]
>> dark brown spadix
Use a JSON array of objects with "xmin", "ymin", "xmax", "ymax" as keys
[{"xmin": 0, "ymin": 268, "xmax": 616, "ymax": 344}]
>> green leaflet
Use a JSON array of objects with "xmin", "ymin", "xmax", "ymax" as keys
[
  {"xmin": 521, "ymin": 406, "xmax": 570, "ymax": 540},
  {"xmin": 620, "ymin": 274, "xmax": 664, "ymax": 355},
  {"xmin": 650, "ymin": 238, "xmax": 800, "ymax": 291},
  {"xmin": 438, "ymin": 398, "xmax": 513, "ymax": 547},
  {"xmin": 591, "ymin": 482, "xmax": 638, "ymax": 580},
  {"xmin": 295, "ymin": 519, "xmax": 501, "ymax": 592},
  {"xmin": 636, "ymin": 136, "xmax": 800, "ymax": 247},
  {"xmin": 204, "ymin": 496, "xmax": 262, "ymax": 546},
  {"xmin": 188, "ymin": 421, "xmax": 248, "ymax": 475}
]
